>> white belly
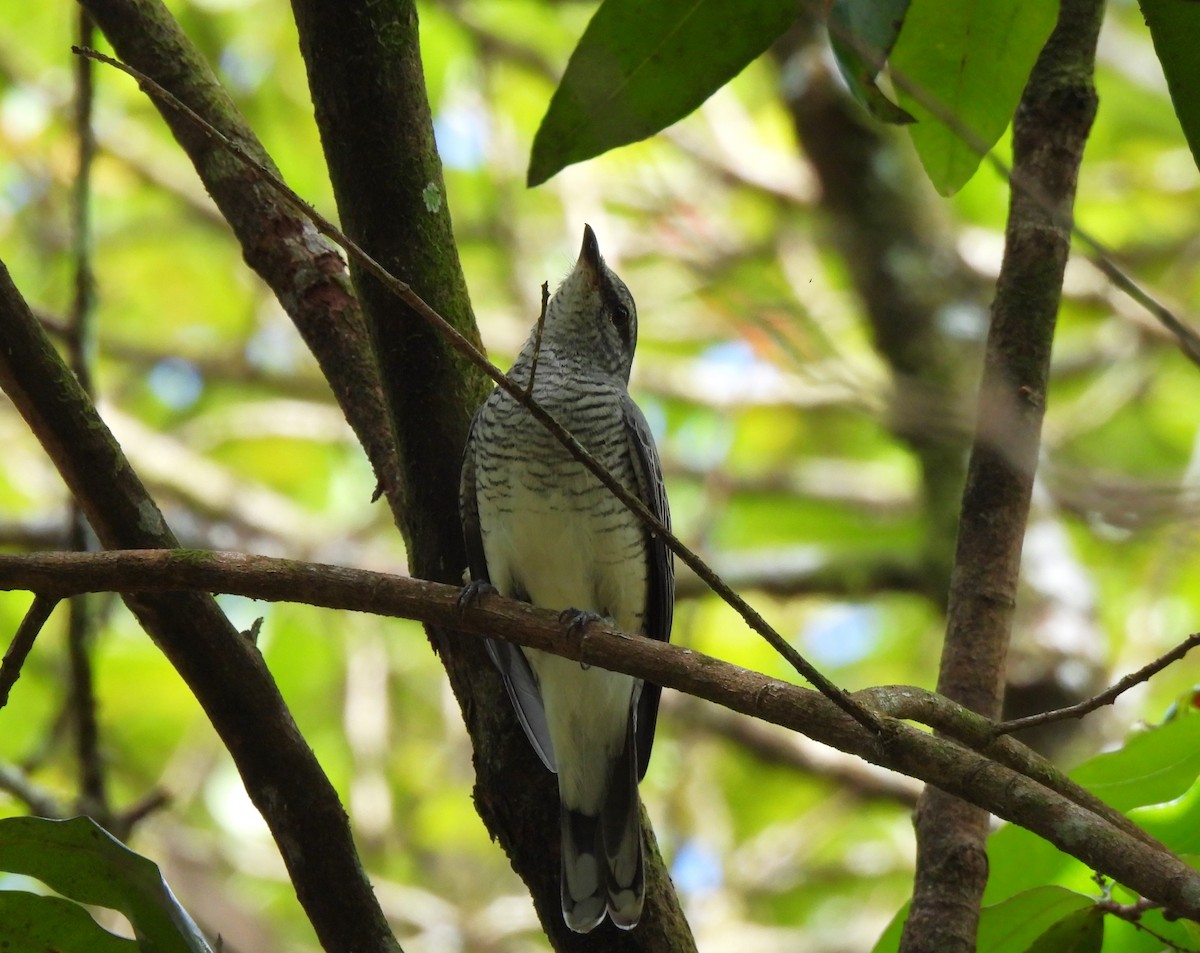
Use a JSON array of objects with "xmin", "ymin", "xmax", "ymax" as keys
[{"xmin": 479, "ymin": 468, "xmax": 646, "ymax": 811}]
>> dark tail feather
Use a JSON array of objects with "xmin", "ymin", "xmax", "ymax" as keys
[
  {"xmin": 601, "ymin": 718, "xmax": 644, "ymax": 930},
  {"xmin": 561, "ymin": 808, "xmax": 606, "ymax": 933}
]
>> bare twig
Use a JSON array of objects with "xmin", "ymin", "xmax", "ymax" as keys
[
  {"xmin": 995, "ymin": 632, "xmax": 1200, "ymax": 737},
  {"xmin": 72, "ymin": 45, "xmax": 881, "ymax": 737},
  {"xmin": 524, "ymin": 280, "xmax": 550, "ymax": 398},
  {"xmin": 1096, "ymin": 895, "xmax": 1190, "ymax": 951},
  {"xmin": 0, "ymin": 595, "xmax": 59, "ymax": 710}
]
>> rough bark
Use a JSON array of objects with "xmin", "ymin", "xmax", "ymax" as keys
[{"xmin": 900, "ymin": 3, "xmax": 1104, "ymax": 951}]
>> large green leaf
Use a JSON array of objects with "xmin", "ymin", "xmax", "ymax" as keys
[
  {"xmin": 1139, "ymin": 0, "xmax": 1200, "ymax": 172},
  {"xmin": 527, "ymin": 0, "xmax": 800, "ymax": 186},
  {"xmin": 889, "ymin": 0, "xmax": 1059, "ymax": 194},
  {"xmin": 0, "ymin": 891, "xmax": 139, "ymax": 953},
  {"xmin": 0, "ymin": 816, "xmax": 213, "ymax": 953}
]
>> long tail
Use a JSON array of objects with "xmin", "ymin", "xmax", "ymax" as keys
[{"xmin": 560, "ymin": 721, "xmax": 644, "ymax": 933}]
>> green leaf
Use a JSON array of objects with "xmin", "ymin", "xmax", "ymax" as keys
[
  {"xmin": 1139, "ymin": 0, "xmax": 1200, "ymax": 173},
  {"xmin": 0, "ymin": 891, "xmax": 140, "ymax": 953},
  {"xmin": 0, "ymin": 816, "xmax": 213, "ymax": 953},
  {"xmin": 978, "ymin": 887, "xmax": 1093, "ymax": 953},
  {"xmin": 829, "ymin": 0, "xmax": 915, "ymax": 124},
  {"xmin": 889, "ymin": 0, "xmax": 1059, "ymax": 194},
  {"xmin": 1070, "ymin": 705, "xmax": 1200, "ymax": 812},
  {"xmin": 1023, "ymin": 905, "xmax": 1103, "ymax": 953},
  {"xmin": 528, "ymin": 0, "xmax": 800, "ymax": 186}
]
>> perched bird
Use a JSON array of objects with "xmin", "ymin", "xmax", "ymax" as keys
[{"xmin": 459, "ymin": 225, "xmax": 673, "ymax": 932}]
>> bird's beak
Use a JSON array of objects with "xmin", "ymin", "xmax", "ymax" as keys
[{"xmin": 578, "ymin": 224, "xmax": 602, "ymax": 283}]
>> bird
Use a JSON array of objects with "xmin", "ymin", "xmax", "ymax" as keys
[{"xmin": 459, "ymin": 224, "xmax": 673, "ymax": 932}]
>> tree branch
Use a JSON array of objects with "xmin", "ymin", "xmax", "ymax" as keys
[
  {"xmin": 0, "ymin": 594, "xmax": 59, "ymax": 710},
  {"xmin": 901, "ymin": 4, "xmax": 1104, "ymax": 950},
  {"xmin": 77, "ymin": 0, "xmax": 406, "ymax": 532},
  {"xmin": 0, "ymin": 259, "xmax": 401, "ymax": 953},
  {"xmin": 0, "ymin": 547, "xmax": 1197, "ymax": 921}
]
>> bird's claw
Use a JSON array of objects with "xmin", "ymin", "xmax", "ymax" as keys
[
  {"xmin": 457, "ymin": 579, "xmax": 498, "ymax": 612},
  {"xmin": 558, "ymin": 608, "xmax": 605, "ymax": 637}
]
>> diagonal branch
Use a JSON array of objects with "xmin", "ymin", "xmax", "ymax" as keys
[
  {"xmin": 0, "ymin": 594, "xmax": 59, "ymax": 710},
  {"xmin": 0, "ymin": 260, "xmax": 401, "ymax": 953},
  {"xmin": 994, "ymin": 632, "xmax": 1200, "ymax": 737},
  {"xmin": 77, "ymin": 0, "xmax": 405, "ymax": 530},
  {"xmin": 0, "ymin": 546, "xmax": 1197, "ymax": 921}
]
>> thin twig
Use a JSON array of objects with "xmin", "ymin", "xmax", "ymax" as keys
[
  {"xmin": 995, "ymin": 632, "xmax": 1200, "ymax": 737},
  {"xmin": 67, "ymin": 11, "xmax": 109, "ymax": 818},
  {"xmin": 1097, "ymin": 895, "xmax": 1189, "ymax": 951},
  {"xmin": 524, "ymin": 280, "xmax": 549, "ymax": 398},
  {"xmin": 72, "ymin": 45, "xmax": 881, "ymax": 737},
  {"xmin": 0, "ymin": 595, "xmax": 59, "ymax": 710}
]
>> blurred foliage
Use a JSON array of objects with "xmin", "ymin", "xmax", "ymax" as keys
[{"xmin": 0, "ymin": 1, "xmax": 1198, "ymax": 951}]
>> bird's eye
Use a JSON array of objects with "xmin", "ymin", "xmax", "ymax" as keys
[{"xmin": 611, "ymin": 303, "xmax": 631, "ymax": 329}]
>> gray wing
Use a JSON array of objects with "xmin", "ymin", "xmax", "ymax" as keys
[
  {"xmin": 460, "ymin": 405, "xmax": 557, "ymax": 772},
  {"xmin": 620, "ymin": 395, "xmax": 674, "ymax": 779}
]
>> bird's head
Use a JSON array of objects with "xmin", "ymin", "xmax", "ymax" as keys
[{"xmin": 540, "ymin": 224, "xmax": 638, "ymax": 382}]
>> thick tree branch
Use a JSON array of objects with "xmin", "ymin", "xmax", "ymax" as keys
[
  {"xmin": 0, "ymin": 261, "xmax": 401, "ymax": 953},
  {"xmin": 901, "ymin": 4, "xmax": 1104, "ymax": 951},
  {"xmin": 76, "ymin": 0, "xmax": 405, "ymax": 530},
  {"xmin": 0, "ymin": 547, "xmax": 1197, "ymax": 921}
]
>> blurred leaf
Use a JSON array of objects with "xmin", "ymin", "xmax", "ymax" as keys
[
  {"xmin": 528, "ymin": 0, "xmax": 800, "ymax": 185},
  {"xmin": 0, "ymin": 891, "xmax": 139, "ymax": 953},
  {"xmin": 1022, "ymin": 905, "xmax": 1103, "ymax": 953},
  {"xmin": 1139, "ymin": 0, "xmax": 1200, "ymax": 172},
  {"xmin": 890, "ymin": 0, "xmax": 1059, "ymax": 194},
  {"xmin": 829, "ymin": 0, "xmax": 915, "ymax": 123},
  {"xmin": 0, "ymin": 816, "xmax": 213, "ymax": 953}
]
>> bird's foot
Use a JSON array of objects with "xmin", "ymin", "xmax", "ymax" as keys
[
  {"xmin": 558, "ymin": 609, "xmax": 609, "ymax": 669},
  {"xmin": 558, "ymin": 607, "xmax": 605, "ymax": 636},
  {"xmin": 457, "ymin": 579, "xmax": 498, "ymax": 612}
]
